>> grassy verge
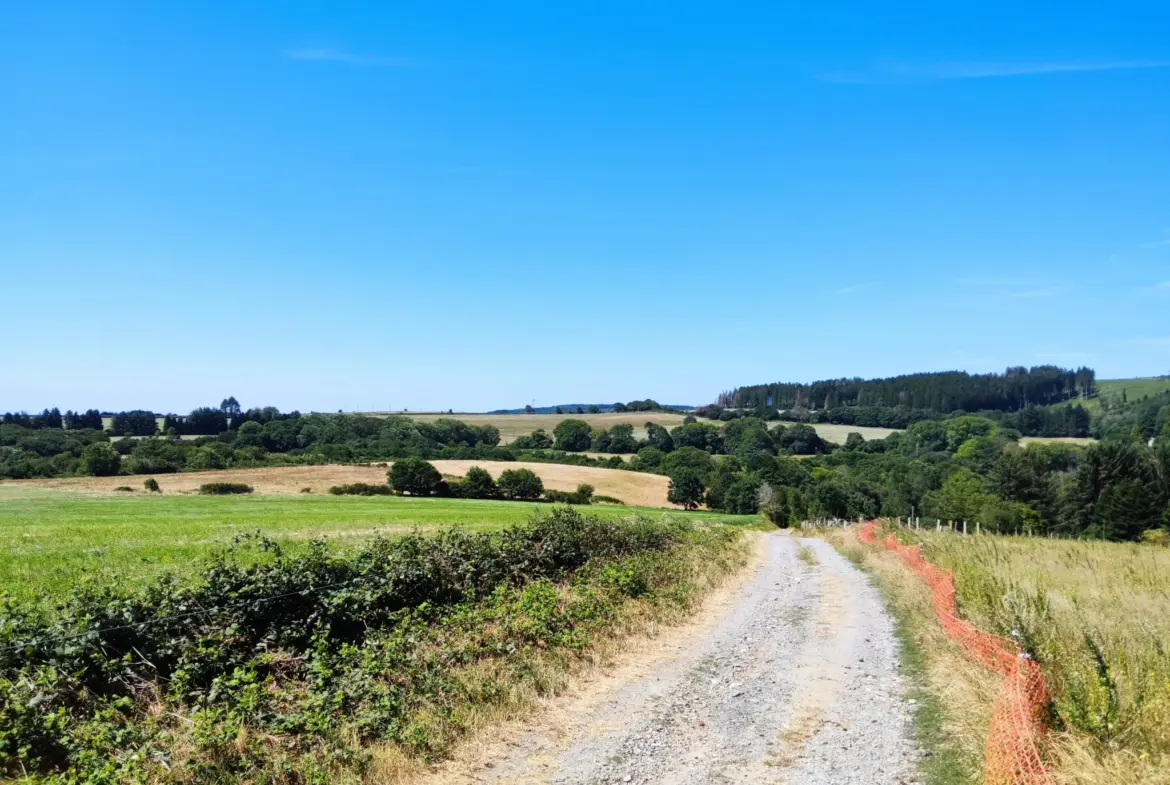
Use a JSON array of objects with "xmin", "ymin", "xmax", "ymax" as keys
[
  {"xmin": 0, "ymin": 507, "xmax": 749, "ymax": 784},
  {"xmin": 816, "ymin": 529, "xmax": 994, "ymax": 785},
  {"xmin": 901, "ymin": 530, "xmax": 1170, "ymax": 785},
  {"xmin": 0, "ymin": 488, "xmax": 756, "ymax": 600}
]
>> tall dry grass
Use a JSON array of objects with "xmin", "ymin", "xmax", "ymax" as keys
[{"xmin": 902, "ymin": 530, "xmax": 1170, "ymax": 785}]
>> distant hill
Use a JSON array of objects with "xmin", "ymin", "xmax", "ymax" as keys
[
  {"xmin": 1078, "ymin": 376, "xmax": 1170, "ymax": 414},
  {"xmin": 488, "ymin": 404, "xmax": 693, "ymax": 414}
]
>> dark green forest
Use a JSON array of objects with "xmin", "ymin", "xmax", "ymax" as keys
[{"xmin": 719, "ymin": 366, "xmax": 1095, "ymax": 413}]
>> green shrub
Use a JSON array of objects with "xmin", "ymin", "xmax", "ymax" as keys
[
  {"xmin": 1142, "ymin": 529, "xmax": 1170, "ymax": 547},
  {"xmin": 114, "ymin": 485, "xmax": 134, "ymax": 492},
  {"xmin": 328, "ymin": 482, "xmax": 393, "ymax": 496},
  {"xmin": 498, "ymin": 468, "xmax": 544, "ymax": 500},
  {"xmin": 143, "ymin": 477, "xmax": 160, "ymax": 492},
  {"xmin": 592, "ymin": 494, "xmax": 625, "ymax": 505},
  {"xmin": 388, "ymin": 457, "xmax": 443, "ymax": 496},
  {"xmin": 511, "ymin": 429, "xmax": 554, "ymax": 450},
  {"xmin": 79, "ymin": 442, "xmax": 121, "ymax": 476},
  {"xmin": 543, "ymin": 483, "xmax": 596, "ymax": 505},
  {"xmin": 553, "ymin": 419, "xmax": 592, "ymax": 451},
  {"xmin": 460, "ymin": 465, "xmax": 498, "ymax": 499},
  {"xmin": 197, "ymin": 482, "xmax": 253, "ymax": 495}
]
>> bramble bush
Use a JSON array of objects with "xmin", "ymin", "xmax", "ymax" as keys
[
  {"xmin": 0, "ymin": 508, "xmax": 737, "ymax": 783},
  {"xmin": 197, "ymin": 482, "xmax": 253, "ymax": 495},
  {"xmin": 329, "ymin": 482, "xmax": 393, "ymax": 496}
]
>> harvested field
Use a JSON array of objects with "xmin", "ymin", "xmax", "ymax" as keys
[
  {"xmin": 367, "ymin": 411, "xmax": 695, "ymax": 444},
  {"xmin": 366, "ymin": 411, "xmax": 903, "ymax": 445},
  {"xmin": 433, "ymin": 460, "xmax": 665, "ymax": 506},
  {"xmin": 11, "ymin": 461, "xmax": 671, "ymax": 507}
]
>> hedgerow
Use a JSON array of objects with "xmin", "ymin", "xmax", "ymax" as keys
[
  {"xmin": 197, "ymin": 481, "xmax": 253, "ymax": 495},
  {"xmin": 0, "ymin": 507, "xmax": 742, "ymax": 783},
  {"xmin": 328, "ymin": 482, "xmax": 393, "ymax": 496}
]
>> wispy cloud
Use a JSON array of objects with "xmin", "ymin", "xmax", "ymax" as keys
[
  {"xmin": 1125, "ymin": 336, "xmax": 1170, "ymax": 347},
  {"xmin": 836, "ymin": 281, "xmax": 876, "ymax": 296},
  {"xmin": 285, "ymin": 47, "xmax": 410, "ymax": 67},
  {"xmin": 819, "ymin": 59, "xmax": 1170, "ymax": 84}
]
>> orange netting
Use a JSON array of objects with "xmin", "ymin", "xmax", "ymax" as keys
[{"xmin": 857, "ymin": 521, "xmax": 1052, "ymax": 785}]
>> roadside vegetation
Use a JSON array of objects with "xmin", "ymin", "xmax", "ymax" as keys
[
  {"xmin": 908, "ymin": 529, "xmax": 1170, "ymax": 785},
  {"xmin": 822, "ymin": 523, "xmax": 1170, "ymax": 785},
  {"xmin": 0, "ymin": 508, "xmax": 748, "ymax": 784}
]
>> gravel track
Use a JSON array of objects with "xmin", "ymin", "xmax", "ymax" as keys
[{"xmin": 438, "ymin": 533, "xmax": 919, "ymax": 785}]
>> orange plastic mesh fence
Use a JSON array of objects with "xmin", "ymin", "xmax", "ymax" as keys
[{"xmin": 857, "ymin": 521, "xmax": 1052, "ymax": 785}]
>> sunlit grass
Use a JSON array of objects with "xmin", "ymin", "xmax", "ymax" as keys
[
  {"xmin": 0, "ymin": 486, "xmax": 756, "ymax": 600},
  {"xmin": 905, "ymin": 530, "xmax": 1170, "ymax": 785}
]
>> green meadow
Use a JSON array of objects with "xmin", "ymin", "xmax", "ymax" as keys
[{"xmin": 0, "ymin": 486, "xmax": 757, "ymax": 600}]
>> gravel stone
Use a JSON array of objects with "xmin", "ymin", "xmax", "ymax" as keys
[{"xmin": 478, "ymin": 534, "xmax": 919, "ymax": 784}]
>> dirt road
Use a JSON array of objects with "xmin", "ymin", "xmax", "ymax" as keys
[{"xmin": 421, "ymin": 533, "xmax": 919, "ymax": 785}]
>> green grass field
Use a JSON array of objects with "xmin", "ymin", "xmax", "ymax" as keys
[
  {"xmin": 0, "ymin": 487, "xmax": 757, "ymax": 601},
  {"xmin": 1052, "ymin": 376, "xmax": 1170, "ymax": 415},
  {"xmin": 1093, "ymin": 376, "xmax": 1170, "ymax": 408}
]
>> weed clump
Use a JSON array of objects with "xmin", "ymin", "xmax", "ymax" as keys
[
  {"xmin": 197, "ymin": 481, "xmax": 253, "ymax": 495},
  {"xmin": 328, "ymin": 482, "xmax": 393, "ymax": 496}
]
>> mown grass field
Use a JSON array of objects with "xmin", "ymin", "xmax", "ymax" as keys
[
  {"xmin": 0, "ymin": 485, "xmax": 757, "ymax": 601},
  {"xmin": 827, "ymin": 525, "xmax": 1170, "ymax": 785},
  {"xmin": 1018, "ymin": 435, "xmax": 1097, "ymax": 447}
]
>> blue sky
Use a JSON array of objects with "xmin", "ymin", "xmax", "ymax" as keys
[{"xmin": 2, "ymin": 1, "xmax": 1169, "ymax": 413}]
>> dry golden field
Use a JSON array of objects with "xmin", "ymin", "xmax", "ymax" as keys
[
  {"xmin": 368, "ymin": 411, "xmax": 693, "ymax": 443},
  {"xmin": 13, "ymin": 461, "xmax": 673, "ymax": 507},
  {"xmin": 366, "ymin": 411, "xmax": 901, "ymax": 445}
]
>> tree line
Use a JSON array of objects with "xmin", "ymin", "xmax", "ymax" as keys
[
  {"xmin": 4, "ymin": 391, "xmax": 1168, "ymax": 542},
  {"xmin": 718, "ymin": 366, "xmax": 1096, "ymax": 414},
  {"xmin": 655, "ymin": 411, "xmax": 1169, "ymax": 541}
]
